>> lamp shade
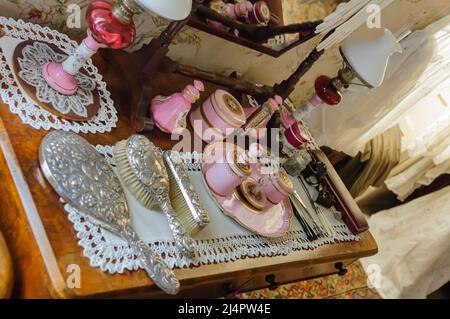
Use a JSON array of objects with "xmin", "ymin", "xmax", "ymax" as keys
[
  {"xmin": 135, "ymin": 0, "xmax": 192, "ymax": 21},
  {"xmin": 342, "ymin": 28, "xmax": 402, "ymax": 88}
]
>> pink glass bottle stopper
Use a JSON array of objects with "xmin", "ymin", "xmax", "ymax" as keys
[{"xmin": 314, "ymin": 75, "xmax": 342, "ymax": 106}]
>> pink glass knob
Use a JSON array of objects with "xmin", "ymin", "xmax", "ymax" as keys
[
  {"xmin": 87, "ymin": 1, "xmax": 136, "ymax": 49},
  {"xmin": 314, "ymin": 76, "xmax": 342, "ymax": 106}
]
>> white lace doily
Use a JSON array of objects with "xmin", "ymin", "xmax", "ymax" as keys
[
  {"xmin": 17, "ymin": 41, "xmax": 96, "ymax": 118},
  {"xmin": 0, "ymin": 17, "xmax": 118, "ymax": 133},
  {"xmin": 64, "ymin": 146, "xmax": 359, "ymax": 273}
]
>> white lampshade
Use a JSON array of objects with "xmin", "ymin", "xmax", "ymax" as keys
[
  {"xmin": 135, "ymin": 0, "xmax": 192, "ymax": 21},
  {"xmin": 342, "ymin": 28, "xmax": 402, "ymax": 88}
]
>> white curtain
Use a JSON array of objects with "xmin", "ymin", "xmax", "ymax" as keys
[
  {"xmin": 382, "ymin": 18, "xmax": 450, "ymax": 200},
  {"xmin": 303, "ymin": 15, "xmax": 450, "ymax": 157},
  {"xmin": 385, "ymin": 110, "xmax": 450, "ymax": 201},
  {"xmin": 360, "ymin": 185, "xmax": 450, "ymax": 299}
]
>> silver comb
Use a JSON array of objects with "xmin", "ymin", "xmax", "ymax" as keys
[{"xmin": 163, "ymin": 151, "xmax": 210, "ymax": 234}]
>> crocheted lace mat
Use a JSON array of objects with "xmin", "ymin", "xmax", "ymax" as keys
[{"xmin": 65, "ymin": 145, "xmax": 359, "ymax": 273}]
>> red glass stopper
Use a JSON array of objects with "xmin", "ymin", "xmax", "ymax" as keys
[
  {"xmin": 86, "ymin": 1, "xmax": 136, "ymax": 49},
  {"xmin": 284, "ymin": 122, "xmax": 310, "ymax": 149},
  {"xmin": 314, "ymin": 75, "xmax": 342, "ymax": 106}
]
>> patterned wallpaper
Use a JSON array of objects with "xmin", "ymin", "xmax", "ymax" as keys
[{"xmin": 0, "ymin": 0, "xmax": 449, "ymax": 105}]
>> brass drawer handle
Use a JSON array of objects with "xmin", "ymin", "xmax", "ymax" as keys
[
  {"xmin": 265, "ymin": 274, "xmax": 280, "ymax": 290},
  {"xmin": 224, "ymin": 278, "xmax": 254, "ymax": 298},
  {"xmin": 335, "ymin": 262, "xmax": 348, "ymax": 276}
]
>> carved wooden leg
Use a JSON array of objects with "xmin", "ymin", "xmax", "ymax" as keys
[
  {"xmin": 130, "ymin": 1, "xmax": 204, "ymax": 131},
  {"xmin": 132, "ymin": 80, "xmax": 154, "ymax": 132},
  {"xmin": 273, "ymin": 49, "xmax": 324, "ymax": 99}
]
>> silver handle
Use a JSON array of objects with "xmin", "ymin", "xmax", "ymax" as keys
[
  {"xmin": 160, "ymin": 198, "xmax": 196, "ymax": 258},
  {"xmin": 122, "ymin": 224, "xmax": 180, "ymax": 295}
]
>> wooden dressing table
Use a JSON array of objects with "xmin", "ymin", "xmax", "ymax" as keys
[{"xmin": 0, "ymin": 47, "xmax": 377, "ymax": 298}]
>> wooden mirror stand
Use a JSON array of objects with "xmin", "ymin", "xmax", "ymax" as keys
[{"xmin": 122, "ymin": 0, "xmax": 328, "ymax": 132}]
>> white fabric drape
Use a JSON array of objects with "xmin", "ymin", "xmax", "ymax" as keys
[
  {"xmin": 360, "ymin": 185, "xmax": 450, "ymax": 299},
  {"xmin": 385, "ymin": 127, "xmax": 450, "ymax": 201},
  {"xmin": 303, "ymin": 15, "xmax": 450, "ymax": 157},
  {"xmin": 382, "ymin": 18, "xmax": 450, "ymax": 200}
]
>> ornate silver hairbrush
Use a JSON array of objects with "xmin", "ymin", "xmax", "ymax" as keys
[{"xmin": 114, "ymin": 135, "xmax": 196, "ymax": 258}]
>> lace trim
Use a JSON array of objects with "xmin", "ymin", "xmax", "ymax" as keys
[
  {"xmin": 64, "ymin": 146, "xmax": 359, "ymax": 273},
  {"xmin": 0, "ymin": 17, "xmax": 118, "ymax": 133}
]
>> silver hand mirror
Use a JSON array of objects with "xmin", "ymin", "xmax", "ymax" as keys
[{"xmin": 39, "ymin": 130, "xmax": 180, "ymax": 295}]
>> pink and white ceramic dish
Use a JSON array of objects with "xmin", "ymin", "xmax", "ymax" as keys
[
  {"xmin": 201, "ymin": 142, "xmax": 292, "ymax": 238},
  {"xmin": 239, "ymin": 177, "xmax": 268, "ymax": 211},
  {"xmin": 261, "ymin": 168, "xmax": 294, "ymax": 205},
  {"xmin": 190, "ymin": 89, "xmax": 246, "ymax": 143},
  {"xmin": 204, "ymin": 145, "xmax": 252, "ymax": 196}
]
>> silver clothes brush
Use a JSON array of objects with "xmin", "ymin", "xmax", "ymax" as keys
[
  {"xmin": 163, "ymin": 151, "xmax": 210, "ymax": 235},
  {"xmin": 114, "ymin": 134, "xmax": 195, "ymax": 258},
  {"xmin": 39, "ymin": 131, "xmax": 179, "ymax": 295}
]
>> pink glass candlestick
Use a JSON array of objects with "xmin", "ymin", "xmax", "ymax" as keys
[
  {"xmin": 42, "ymin": 0, "xmax": 138, "ymax": 95},
  {"xmin": 150, "ymin": 80, "xmax": 204, "ymax": 134}
]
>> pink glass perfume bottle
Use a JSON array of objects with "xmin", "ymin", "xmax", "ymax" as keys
[
  {"xmin": 242, "ymin": 95, "xmax": 282, "ymax": 139},
  {"xmin": 42, "ymin": 0, "xmax": 139, "ymax": 95},
  {"xmin": 150, "ymin": 80, "xmax": 204, "ymax": 134}
]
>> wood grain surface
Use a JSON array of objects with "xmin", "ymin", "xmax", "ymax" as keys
[{"xmin": 0, "ymin": 227, "xmax": 13, "ymax": 299}]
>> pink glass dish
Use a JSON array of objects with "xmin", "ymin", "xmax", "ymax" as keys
[
  {"xmin": 190, "ymin": 89, "xmax": 246, "ymax": 143},
  {"xmin": 204, "ymin": 145, "xmax": 252, "ymax": 197},
  {"xmin": 201, "ymin": 142, "xmax": 292, "ymax": 238}
]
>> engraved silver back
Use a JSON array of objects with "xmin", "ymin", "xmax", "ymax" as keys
[
  {"xmin": 40, "ymin": 131, "xmax": 181, "ymax": 294},
  {"xmin": 126, "ymin": 134, "xmax": 169, "ymax": 198},
  {"xmin": 39, "ymin": 131, "xmax": 129, "ymax": 230},
  {"xmin": 122, "ymin": 134, "xmax": 196, "ymax": 257}
]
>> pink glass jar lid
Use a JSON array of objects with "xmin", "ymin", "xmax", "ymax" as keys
[
  {"xmin": 269, "ymin": 168, "xmax": 294, "ymax": 196},
  {"xmin": 226, "ymin": 147, "xmax": 252, "ymax": 178},
  {"xmin": 253, "ymin": 1, "xmax": 271, "ymax": 24},
  {"xmin": 211, "ymin": 90, "xmax": 246, "ymax": 127}
]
